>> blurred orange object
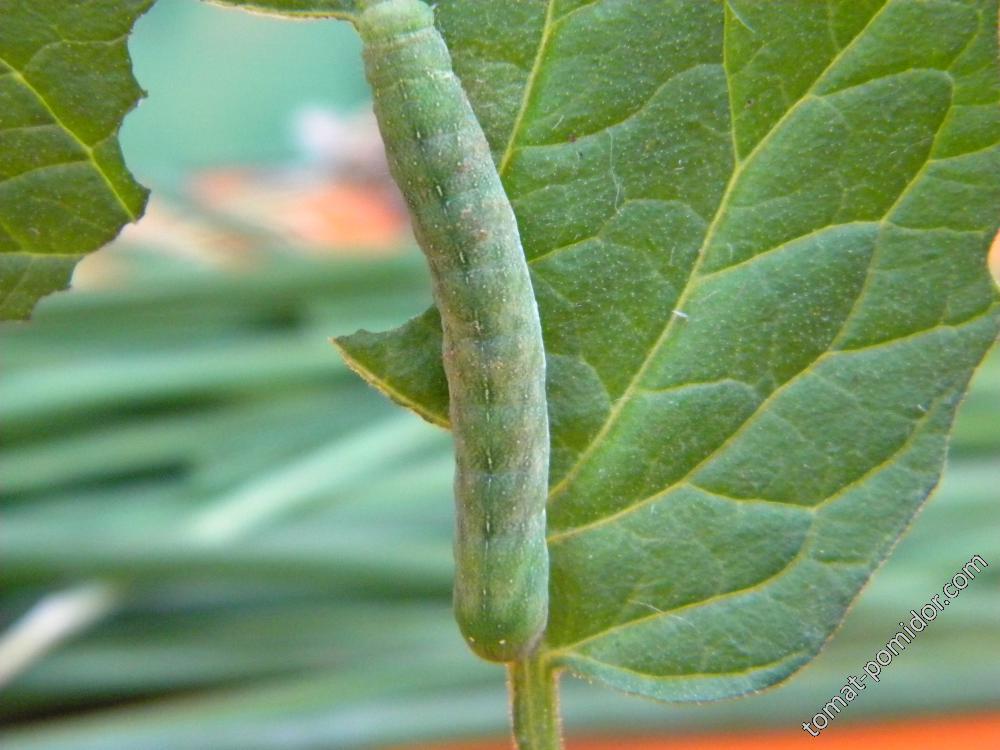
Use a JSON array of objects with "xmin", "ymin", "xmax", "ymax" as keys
[
  {"xmin": 192, "ymin": 168, "xmax": 409, "ymax": 253},
  {"xmin": 283, "ymin": 183, "xmax": 406, "ymax": 250},
  {"xmin": 405, "ymin": 712, "xmax": 1000, "ymax": 750},
  {"xmin": 990, "ymin": 227, "xmax": 1000, "ymax": 284}
]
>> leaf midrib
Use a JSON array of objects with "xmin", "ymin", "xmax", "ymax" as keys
[
  {"xmin": 0, "ymin": 53, "xmax": 138, "ymax": 225},
  {"xmin": 496, "ymin": 0, "xmax": 556, "ymax": 177},
  {"xmin": 544, "ymin": 0, "xmax": 892, "ymax": 506}
]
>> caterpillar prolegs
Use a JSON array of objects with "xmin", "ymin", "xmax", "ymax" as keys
[{"xmin": 355, "ymin": 0, "xmax": 549, "ymax": 662}]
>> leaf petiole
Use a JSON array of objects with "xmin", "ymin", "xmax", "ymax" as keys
[{"xmin": 509, "ymin": 655, "xmax": 563, "ymax": 750}]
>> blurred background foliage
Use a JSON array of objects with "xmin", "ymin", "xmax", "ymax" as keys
[
  {"xmin": 1, "ymin": 0, "xmax": 998, "ymax": 747},
  {"xmin": 123, "ymin": 0, "xmax": 368, "ymax": 178}
]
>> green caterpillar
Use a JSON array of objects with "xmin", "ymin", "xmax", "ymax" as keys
[{"xmin": 354, "ymin": 0, "xmax": 549, "ymax": 662}]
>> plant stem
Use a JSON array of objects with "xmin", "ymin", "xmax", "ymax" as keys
[{"xmin": 509, "ymin": 655, "xmax": 563, "ymax": 750}]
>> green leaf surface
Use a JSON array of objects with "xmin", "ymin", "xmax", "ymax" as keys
[
  {"xmin": 207, "ymin": 0, "xmax": 357, "ymax": 20},
  {"xmin": 337, "ymin": 0, "xmax": 1000, "ymax": 701},
  {"xmin": 334, "ymin": 307, "xmax": 449, "ymax": 428},
  {"xmin": 0, "ymin": 0, "xmax": 152, "ymax": 319}
]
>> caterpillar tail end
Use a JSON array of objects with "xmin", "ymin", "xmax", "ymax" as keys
[
  {"xmin": 457, "ymin": 605, "xmax": 548, "ymax": 663},
  {"xmin": 454, "ymin": 540, "xmax": 549, "ymax": 662}
]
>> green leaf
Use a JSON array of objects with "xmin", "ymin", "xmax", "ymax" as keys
[
  {"xmin": 0, "ymin": 0, "xmax": 152, "ymax": 319},
  {"xmin": 337, "ymin": 0, "xmax": 1000, "ymax": 701},
  {"xmin": 334, "ymin": 307, "xmax": 449, "ymax": 428},
  {"xmin": 207, "ymin": 0, "xmax": 358, "ymax": 20}
]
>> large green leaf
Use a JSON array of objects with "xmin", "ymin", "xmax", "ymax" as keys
[
  {"xmin": 0, "ymin": 0, "xmax": 152, "ymax": 320},
  {"xmin": 207, "ymin": 0, "xmax": 357, "ymax": 20},
  {"xmin": 336, "ymin": 0, "xmax": 1000, "ymax": 701}
]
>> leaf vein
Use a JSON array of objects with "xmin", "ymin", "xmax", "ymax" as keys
[
  {"xmin": 496, "ymin": 0, "xmax": 557, "ymax": 177},
  {"xmin": 547, "ymin": 307, "xmax": 991, "ymax": 543},
  {"xmin": 546, "ymin": 0, "xmax": 893, "ymax": 505},
  {"xmin": 561, "ymin": 647, "xmax": 809, "ymax": 684},
  {"xmin": 0, "ymin": 53, "xmax": 139, "ymax": 222},
  {"xmin": 552, "ymin": 537, "xmax": 813, "ymax": 653}
]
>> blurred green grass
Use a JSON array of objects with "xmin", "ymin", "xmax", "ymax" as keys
[{"xmin": 0, "ymin": 245, "xmax": 997, "ymax": 749}]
